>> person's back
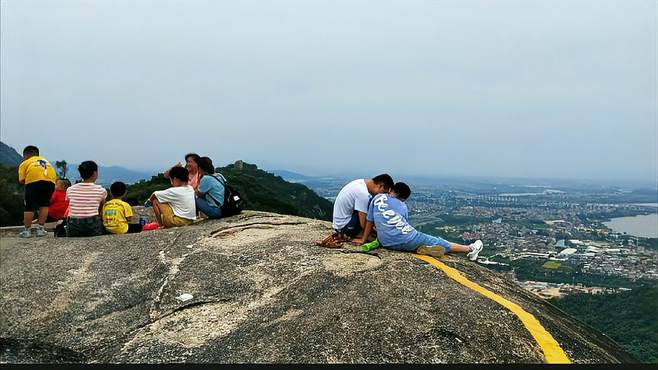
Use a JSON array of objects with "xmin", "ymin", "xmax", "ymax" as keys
[
  {"xmin": 103, "ymin": 199, "xmax": 132, "ymax": 234},
  {"xmin": 332, "ymin": 179, "xmax": 371, "ymax": 231},
  {"xmin": 368, "ymin": 193, "xmax": 418, "ymax": 247},
  {"xmin": 17, "ymin": 145, "xmax": 57, "ymax": 238},
  {"xmin": 103, "ymin": 181, "xmax": 141, "ymax": 234},
  {"xmin": 66, "ymin": 161, "xmax": 107, "ymax": 237},
  {"xmin": 150, "ymin": 166, "xmax": 196, "ymax": 228}
]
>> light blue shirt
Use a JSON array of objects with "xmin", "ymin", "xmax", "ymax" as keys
[
  {"xmin": 367, "ymin": 193, "xmax": 418, "ymax": 247},
  {"xmin": 198, "ymin": 174, "xmax": 226, "ymax": 208}
]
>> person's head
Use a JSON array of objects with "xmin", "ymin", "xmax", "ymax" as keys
[
  {"xmin": 168, "ymin": 166, "xmax": 189, "ymax": 187},
  {"xmin": 22, "ymin": 145, "xmax": 39, "ymax": 160},
  {"xmin": 78, "ymin": 161, "xmax": 99, "ymax": 182},
  {"xmin": 368, "ymin": 174, "xmax": 394, "ymax": 195},
  {"xmin": 198, "ymin": 156, "xmax": 215, "ymax": 175},
  {"xmin": 391, "ymin": 182, "xmax": 411, "ymax": 202},
  {"xmin": 185, "ymin": 153, "xmax": 201, "ymax": 173},
  {"xmin": 110, "ymin": 181, "xmax": 127, "ymax": 199},
  {"xmin": 55, "ymin": 178, "xmax": 71, "ymax": 191}
]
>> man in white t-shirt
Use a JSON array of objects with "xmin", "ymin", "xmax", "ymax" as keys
[
  {"xmin": 323, "ymin": 174, "xmax": 394, "ymax": 245},
  {"xmin": 149, "ymin": 166, "xmax": 196, "ymax": 228}
]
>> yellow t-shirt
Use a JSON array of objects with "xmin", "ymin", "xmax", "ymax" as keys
[
  {"xmin": 102, "ymin": 199, "xmax": 133, "ymax": 234},
  {"xmin": 18, "ymin": 156, "xmax": 57, "ymax": 185}
]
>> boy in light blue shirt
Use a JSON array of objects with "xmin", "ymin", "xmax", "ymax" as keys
[{"xmin": 356, "ymin": 183, "xmax": 483, "ymax": 260}]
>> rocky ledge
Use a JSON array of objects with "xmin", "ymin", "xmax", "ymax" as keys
[{"xmin": 0, "ymin": 211, "xmax": 635, "ymax": 363}]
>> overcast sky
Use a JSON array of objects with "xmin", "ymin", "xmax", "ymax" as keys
[{"xmin": 2, "ymin": 0, "xmax": 656, "ymax": 184}]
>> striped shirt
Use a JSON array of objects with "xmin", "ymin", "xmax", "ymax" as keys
[{"xmin": 66, "ymin": 183, "xmax": 108, "ymax": 218}]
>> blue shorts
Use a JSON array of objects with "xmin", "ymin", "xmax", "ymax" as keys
[
  {"xmin": 386, "ymin": 232, "xmax": 452, "ymax": 252},
  {"xmin": 336, "ymin": 211, "xmax": 362, "ymax": 237}
]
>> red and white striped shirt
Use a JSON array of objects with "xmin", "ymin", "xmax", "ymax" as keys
[{"xmin": 66, "ymin": 183, "xmax": 107, "ymax": 218}]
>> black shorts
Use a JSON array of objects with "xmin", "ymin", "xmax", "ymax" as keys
[{"xmin": 24, "ymin": 180, "xmax": 55, "ymax": 212}]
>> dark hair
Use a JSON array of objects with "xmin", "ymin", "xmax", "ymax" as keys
[
  {"xmin": 393, "ymin": 182, "xmax": 411, "ymax": 201},
  {"xmin": 184, "ymin": 153, "xmax": 201, "ymax": 164},
  {"xmin": 58, "ymin": 178, "xmax": 72, "ymax": 188},
  {"xmin": 110, "ymin": 181, "xmax": 127, "ymax": 197},
  {"xmin": 78, "ymin": 161, "xmax": 98, "ymax": 180},
  {"xmin": 23, "ymin": 145, "xmax": 39, "ymax": 156},
  {"xmin": 198, "ymin": 156, "xmax": 215, "ymax": 175},
  {"xmin": 168, "ymin": 166, "xmax": 189, "ymax": 183},
  {"xmin": 372, "ymin": 174, "xmax": 394, "ymax": 190}
]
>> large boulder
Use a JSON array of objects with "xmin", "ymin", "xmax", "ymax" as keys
[{"xmin": 0, "ymin": 211, "xmax": 635, "ymax": 363}]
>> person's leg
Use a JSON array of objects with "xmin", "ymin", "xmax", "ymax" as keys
[
  {"xmin": 37, "ymin": 207, "xmax": 49, "ymax": 225},
  {"xmin": 152, "ymin": 199, "xmax": 164, "ymax": 225},
  {"xmin": 195, "ymin": 197, "xmax": 221, "ymax": 219},
  {"xmin": 21, "ymin": 184, "xmax": 39, "ymax": 237},
  {"xmin": 157, "ymin": 202, "xmax": 177, "ymax": 228}
]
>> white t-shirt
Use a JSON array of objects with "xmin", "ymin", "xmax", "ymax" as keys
[
  {"xmin": 332, "ymin": 179, "xmax": 371, "ymax": 230},
  {"xmin": 154, "ymin": 185, "xmax": 196, "ymax": 221}
]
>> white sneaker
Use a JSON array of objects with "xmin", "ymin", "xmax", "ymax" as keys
[
  {"xmin": 35, "ymin": 226, "xmax": 48, "ymax": 237},
  {"xmin": 19, "ymin": 229, "xmax": 33, "ymax": 238},
  {"xmin": 467, "ymin": 240, "xmax": 483, "ymax": 261}
]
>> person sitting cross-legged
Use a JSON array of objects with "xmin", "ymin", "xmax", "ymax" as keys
[
  {"xmin": 148, "ymin": 166, "xmax": 196, "ymax": 228},
  {"xmin": 354, "ymin": 182, "xmax": 483, "ymax": 260}
]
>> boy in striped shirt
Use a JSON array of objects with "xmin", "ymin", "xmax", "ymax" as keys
[{"xmin": 66, "ymin": 161, "xmax": 107, "ymax": 237}]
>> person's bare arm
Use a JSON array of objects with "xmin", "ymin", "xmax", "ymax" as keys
[
  {"xmin": 358, "ymin": 211, "xmax": 367, "ymax": 229},
  {"xmin": 353, "ymin": 220, "xmax": 374, "ymax": 245}
]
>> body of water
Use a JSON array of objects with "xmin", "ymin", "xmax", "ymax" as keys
[{"xmin": 603, "ymin": 213, "xmax": 658, "ymax": 238}]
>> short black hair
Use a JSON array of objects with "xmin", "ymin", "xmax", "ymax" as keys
[
  {"xmin": 110, "ymin": 181, "xmax": 127, "ymax": 197},
  {"xmin": 78, "ymin": 161, "xmax": 98, "ymax": 180},
  {"xmin": 393, "ymin": 182, "xmax": 411, "ymax": 201},
  {"xmin": 58, "ymin": 178, "xmax": 72, "ymax": 188},
  {"xmin": 198, "ymin": 156, "xmax": 215, "ymax": 174},
  {"xmin": 184, "ymin": 153, "xmax": 201, "ymax": 164},
  {"xmin": 372, "ymin": 174, "xmax": 394, "ymax": 190},
  {"xmin": 23, "ymin": 145, "xmax": 39, "ymax": 156},
  {"xmin": 168, "ymin": 166, "xmax": 189, "ymax": 183}
]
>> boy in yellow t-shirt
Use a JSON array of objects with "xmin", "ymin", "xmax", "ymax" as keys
[
  {"xmin": 102, "ymin": 181, "xmax": 142, "ymax": 234},
  {"xmin": 17, "ymin": 145, "xmax": 57, "ymax": 238}
]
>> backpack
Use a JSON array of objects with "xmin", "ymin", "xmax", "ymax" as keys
[{"xmin": 208, "ymin": 174, "xmax": 243, "ymax": 217}]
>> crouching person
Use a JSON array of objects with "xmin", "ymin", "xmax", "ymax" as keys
[
  {"xmin": 149, "ymin": 166, "xmax": 196, "ymax": 228},
  {"xmin": 66, "ymin": 161, "xmax": 107, "ymax": 237}
]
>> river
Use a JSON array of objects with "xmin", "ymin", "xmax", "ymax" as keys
[{"xmin": 603, "ymin": 213, "xmax": 658, "ymax": 238}]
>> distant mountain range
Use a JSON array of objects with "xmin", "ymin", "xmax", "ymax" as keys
[
  {"xmin": 67, "ymin": 165, "xmax": 151, "ymax": 186},
  {"xmin": 0, "ymin": 141, "xmax": 151, "ymax": 186}
]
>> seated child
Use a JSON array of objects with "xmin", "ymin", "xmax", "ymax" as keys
[
  {"xmin": 355, "ymin": 182, "xmax": 483, "ymax": 260},
  {"xmin": 103, "ymin": 181, "xmax": 143, "ymax": 234},
  {"xmin": 149, "ymin": 166, "xmax": 196, "ymax": 228},
  {"xmin": 18, "ymin": 145, "xmax": 57, "ymax": 238},
  {"xmin": 66, "ymin": 161, "xmax": 107, "ymax": 237},
  {"xmin": 47, "ymin": 178, "xmax": 71, "ymax": 222}
]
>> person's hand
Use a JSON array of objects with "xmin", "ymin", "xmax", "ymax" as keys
[{"xmin": 352, "ymin": 238, "xmax": 366, "ymax": 245}]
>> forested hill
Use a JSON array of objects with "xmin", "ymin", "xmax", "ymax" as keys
[
  {"xmin": 0, "ymin": 142, "xmax": 22, "ymax": 167},
  {"xmin": 127, "ymin": 161, "xmax": 333, "ymax": 221}
]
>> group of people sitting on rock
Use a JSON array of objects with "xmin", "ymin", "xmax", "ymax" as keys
[
  {"xmin": 18, "ymin": 144, "xmax": 483, "ymax": 260},
  {"xmin": 317, "ymin": 175, "xmax": 484, "ymax": 260},
  {"xmin": 17, "ymin": 145, "xmax": 229, "ymax": 238}
]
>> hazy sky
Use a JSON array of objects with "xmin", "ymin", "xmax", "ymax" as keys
[{"xmin": 2, "ymin": 0, "xmax": 657, "ymax": 184}]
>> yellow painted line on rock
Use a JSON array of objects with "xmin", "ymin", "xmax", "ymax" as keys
[{"xmin": 413, "ymin": 254, "xmax": 571, "ymax": 364}]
